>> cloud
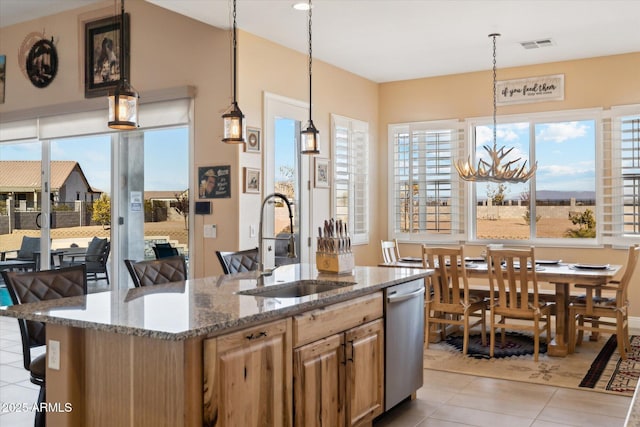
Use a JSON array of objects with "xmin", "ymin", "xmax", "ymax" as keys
[
  {"xmin": 536, "ymin": 121, "xmax": 588, "ymax": 143},
  {"xmin": 539, "ymin": 160, "xmax": 595, "ymax": 176}
]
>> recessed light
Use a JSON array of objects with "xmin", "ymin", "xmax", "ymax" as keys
[{"xmin": 293, "ymin": 2, "xmax": 311, "ymax": 11}]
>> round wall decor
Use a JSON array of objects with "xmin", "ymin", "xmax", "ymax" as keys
[{"xmin": 26, "ymin": 38, "xmax": 58, "ymax": 88}]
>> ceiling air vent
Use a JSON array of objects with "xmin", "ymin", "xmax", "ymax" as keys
[{"xmin": 520, "ymin": 38, "xmax": 555, "ymax": 49}]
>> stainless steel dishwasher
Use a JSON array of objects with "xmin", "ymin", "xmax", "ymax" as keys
[{"xmin": 384, "ymin": 279, "xmax": 425, "ymax": 411}]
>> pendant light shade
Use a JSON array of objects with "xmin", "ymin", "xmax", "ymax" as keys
[
  {"xmin": 301, "ymin": 0, "xmax": 319, "ymax": 155},
  {"xmin": 108, "ymin": 0, "xmax": 139, "ymax": 130},
  {"xmin": 222, "ymin": 0, "xmax": 246, "ymax": 144},
  {"xmin": 455, "ymin": 33, "xmax": 536, "ymax": 183}
]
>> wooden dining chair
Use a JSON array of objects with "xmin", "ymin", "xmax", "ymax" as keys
[
  {"xmin": 381, "ymin": 239, "xmax": 400, "ymax": 264},
  {"xmin": 1, "ymin": 264, "xmax": 87, "ymax": 427},
  {"xmin": 423, "ymin": 246, "xmax": 487, "ymax": 355},
  {"xmin": 486, "ymin": 246, "xmax": 552, "ymax": 362},
  {"xmin": 568, "ymin": 244, "xmax": 640, "ymax": 359},
  {"xmin": 124, "ymin": 255, "xmax": 187, "ymax": 287}
]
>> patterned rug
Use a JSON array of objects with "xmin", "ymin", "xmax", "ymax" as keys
[
  {"xmin": 424, "ymin": 331, "xmax": 637, "ymax": 396},
  {"xmin": 579, "ymin": 334, "xmax": 640, "ymax": 395},
  {"xmin": 445, "ymin": 332, "xmax": 547, "ymax": 359}
]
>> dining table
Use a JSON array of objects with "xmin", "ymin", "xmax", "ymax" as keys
[{"xmin": 379, "ymin": 257, "xmax": 622, "ymax": 357}]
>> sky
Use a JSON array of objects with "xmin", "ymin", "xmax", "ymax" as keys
[
  {"xmin": 475, "ymin": 119, "xmax": 596, "ymax": 199},
  {"xmin": 0, "ymin": 127, "xmax": 188, "ymax": 194}
]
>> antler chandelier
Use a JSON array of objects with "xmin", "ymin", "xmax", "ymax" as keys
[{"xmin": 455, "ymin": 33, "xmax": 537, "ymax": 183}]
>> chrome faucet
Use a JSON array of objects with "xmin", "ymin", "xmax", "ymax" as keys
[{"xmin": 258, "ymin": 192, "xmax": 297, "ymax": 275}]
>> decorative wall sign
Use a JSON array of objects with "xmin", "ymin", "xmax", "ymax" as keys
[
  {"xmin": 18, "ymin": 31, "xmax": 46, "ymax": 81},
  {"xmin": 496, "ymin": 74, "xmax": 564, "ymax": 105},
  {"xmin": 85, "ymin": 14, "xmax": 129, "ymax": 98},
  {"xmin": 198, "ymin": 165, "xmax": 231, "ymax": 199},
  {"xmin": 0, "ymin": 55, "xmax": 5, "ymax": 104},
  {"xmin": 26, "ymin": 38, "xmax": 58, "ymax": 88}
]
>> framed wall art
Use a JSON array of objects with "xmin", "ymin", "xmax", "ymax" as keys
[
  {"xmin": 314, "ymin": 158, "xmax": 330, "ymax": 188},
  {"xmin": 198, "ymin": 165, "xmax": 231, "ymax": 199},
  {"xmin": 84, "ymin": 14, "xmax": 129, "ymax": 98},
  {"xmin": 244, "ymin": 168, "xmax": 261, "ymax": 194},
  {"xmin": 245, "ymin": 127, "xmax": 261, "ymax": 153},
  {"xmin": 0, "ymin": 55, "xmax": 5, "ymax": 104}
]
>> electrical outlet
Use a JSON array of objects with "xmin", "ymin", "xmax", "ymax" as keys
[{"xmin": 48, "ymin": 339, "xmax": 60, "ymax": 370}]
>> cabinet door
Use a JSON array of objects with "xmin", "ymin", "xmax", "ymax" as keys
[
  {"xmin": 345, "ymin": 319, "xmax": 384, "ymax": 427},
  {"xmin": 209, "ymin": 318, "xmax": 292, "ymax": 427},
  {"xmin": 293, "ymin": 334, "xmax": 345, "ymax": 427}
]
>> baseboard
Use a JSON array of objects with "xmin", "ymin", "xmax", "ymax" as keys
[{"xmin": 629, "ymin": 316, "xmax": 640, "ymax": 330}]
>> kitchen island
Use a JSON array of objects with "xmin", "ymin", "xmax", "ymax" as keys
[{"xmin": 0, "ymin": 264, "xmax": 430, "ymax": 427}]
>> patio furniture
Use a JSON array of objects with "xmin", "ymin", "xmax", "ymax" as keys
[
  {"xmin": 0, "ymin": 236, "xmax": 40, "ymax": 263},
  {"xmin": 153, "ymin": 243, "xmax": 179, "ymax": 259},
  {"xmin": 62, "ymin": 237, "xmax": 110, "ymax": 284}
]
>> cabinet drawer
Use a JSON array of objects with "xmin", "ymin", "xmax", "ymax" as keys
[{"xmin": 293, "ymin": 292, "xmax": 383, "ymax": 347}]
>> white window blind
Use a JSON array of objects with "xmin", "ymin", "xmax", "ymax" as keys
[
  {"xmin": 603, "ymin": 105, "xmax": 640, "ymax": 245},
  {"xmin": 332, "ymin": 114, "xmax": 369, "ymax": 245},
  {"xmin": 389, "ymin": 120, "xmax": 465, "ymax": 241}
]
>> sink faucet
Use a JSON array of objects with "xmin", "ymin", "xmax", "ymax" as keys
[{"xmin": 258, "ymin": 192, "xmax": 297, "ymax": 275}]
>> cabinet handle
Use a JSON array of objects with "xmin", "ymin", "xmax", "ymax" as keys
[{"xmin": 245, "ymin": 331, "xmax": 267, "ymax": 340}]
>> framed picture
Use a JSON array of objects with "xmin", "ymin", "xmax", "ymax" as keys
[
  {"xmin": 244, "ymin": 168, "xmax": 261, "ymax": 194},
  {"xmin": 84, "ymin": 14, "xmax": 130, "ymax": 98},
  {"xmin": 314, "ymin": 158, "xmax": 330, "ymax": 188},
  {"xmin": 245, "ymin": 127, "xmax": 261, "ymax": 153},
  {"xmin": 198, "ymin": 165, "xmax": 231, "ymax": 199}
]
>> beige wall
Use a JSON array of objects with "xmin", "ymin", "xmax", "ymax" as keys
[{"xmin": 378, "ymin": 52, "xmax": 640, "ymax": 315}]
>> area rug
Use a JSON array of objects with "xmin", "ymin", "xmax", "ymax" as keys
[
  {"xmin": 580, "ymin": 334, "xmax": 640, "ymax": 395},
  {"xmin": 445, "ymin": 332, "xmax": 546, "ymax": 359},
  {"xmin": 424, "ymin": 332, "xmax": 637, "ymax": 396}
]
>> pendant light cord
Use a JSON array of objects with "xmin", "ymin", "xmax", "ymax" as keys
[
  {"xmin": 491, "ymin": 33, "xmax": 499, "ymax": 150},
  {"xmin": 307, "ymin": 0, "xmax": 313, "ymax": 122},
  {"xmin": 232, "ymin": 0, "xmax": 238, "ymax": 104},
  {"xmin": 120, "ymin": 0, "xmax": 125, "ymax": 83}
]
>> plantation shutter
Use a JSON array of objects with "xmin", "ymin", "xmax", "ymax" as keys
[
  {"xmin": 602, "ymin": 105, "xmax": 640, "ymax": 245},
  {"xmin": 389, "ymin": 120, "xmax": 465, "ymax": 242},
  {"xmin": 332, "ymin": 114, "xmax": 369, "ymax": 245}
]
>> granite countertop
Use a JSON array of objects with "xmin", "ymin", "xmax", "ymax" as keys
[{"xmin": 0, "ymin": 264, "xmax": 429, "ymax": 341}]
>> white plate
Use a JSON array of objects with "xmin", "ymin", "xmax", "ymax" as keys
[{"xmin": 536, "ymin": 259, "xmax": 562, "ymax": 265}]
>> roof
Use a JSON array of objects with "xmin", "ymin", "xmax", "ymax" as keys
[
  {"xmin": 0, "ymin": 160, "xmax": 89, "ymax": 192},
  {"xmin": 145, "ymin": 191, "xmax": 185, "ymax": 200}
]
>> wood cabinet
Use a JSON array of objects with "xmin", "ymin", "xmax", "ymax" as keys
[
  {"xmin": 203, "ymin": 318, "xmax": 293, "ymax": 427},
  {"xmin": 293, "ymin": 293, "xmax": 384, "ymax": 427}
]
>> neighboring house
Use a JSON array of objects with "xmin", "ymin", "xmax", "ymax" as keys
[{"xmin": 0, "ymin": 160, "xmax": 101, "ymax": 210}]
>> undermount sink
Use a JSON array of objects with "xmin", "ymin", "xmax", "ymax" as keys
[{"xmin": 237, "ymin": 280, "xmax": 355, "ymax": 298}]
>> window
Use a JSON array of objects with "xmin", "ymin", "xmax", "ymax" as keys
[
  {"xmin": 388, "ymin": 120, "xmax": 464, "ymax": 242},
  {"xmin": 603, "ymin": 106, "xmax": 640, "ymax": 245},
  {"xmin": 473, "ymin": 111, "xmax": 599, "ymax": 243},
  {"xmin": 332, "ymin": 114, "xmax": 369, "ymax": 245},
  {"xmin": 470, "ymin": 110, "xmax": 598, "ymax": 244}
]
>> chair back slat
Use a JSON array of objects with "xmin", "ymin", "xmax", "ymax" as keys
[
  {"xmin": 381, "ymin": 240, "xmax": 399, "ymax": 264},
  {"xmin": 423, "ymin": 246, "xmax": 469, "ymax": 309},
  {"xmin": 487, "ymin": 246, "xmax": 540, "ymax": 313}
]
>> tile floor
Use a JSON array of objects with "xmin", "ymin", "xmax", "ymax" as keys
[{"xmin": 0, "ymin": 313, "xmax": 633, "ymax": 427}]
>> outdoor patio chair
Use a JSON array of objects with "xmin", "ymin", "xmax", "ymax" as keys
[
  {"xmin": 62, "ymin": 237, "xmax": 110, "ymax": 284},
  {"xmin": 1, "ymin": 264, "xmax": 87, "ymax": 427},
  {"xmin": 153, "ymin": 243, "xmax": 179, "ymax": 259},
  {"xmin": 1, "ymin": 236, "xmax": 40, "ymax": 263}
]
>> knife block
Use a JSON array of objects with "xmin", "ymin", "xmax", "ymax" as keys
[{"xmin": 316, "ymin": 251, "xmax": 354, "ymax": 274}]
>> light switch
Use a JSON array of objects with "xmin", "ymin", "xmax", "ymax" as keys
[{"xmin": 249, "ymin": 224, "xmax": 256, "ymax": 238}]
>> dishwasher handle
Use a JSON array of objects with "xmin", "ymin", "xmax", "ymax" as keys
[{"xmin": 387, "ymin": 286, "xmax": 425, "ymax": 304}]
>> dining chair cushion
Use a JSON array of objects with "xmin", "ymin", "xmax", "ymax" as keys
[{"xmin": 572, "ymin": 295, "xmax": 620, "ymax": 308}]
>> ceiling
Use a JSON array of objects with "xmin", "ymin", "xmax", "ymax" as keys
[{"xmin": 2, "ymin": 0, "xmax": 639, "ymax": 83}]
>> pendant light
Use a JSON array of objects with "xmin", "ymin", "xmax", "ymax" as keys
[
  {"xmin": 222, "ymin": 0, "xmax": 246, "ymax": 144},
  {"xmin": 108, "ymin": 0, "xmax": 139, "ymax": 130},
  {"xmin": 455, "ymin": 33, "xmax": 537, "ymax": 183},
  {"xmin": 301, "ymin": 0, "xmax": 319, "ymax": 155}
]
